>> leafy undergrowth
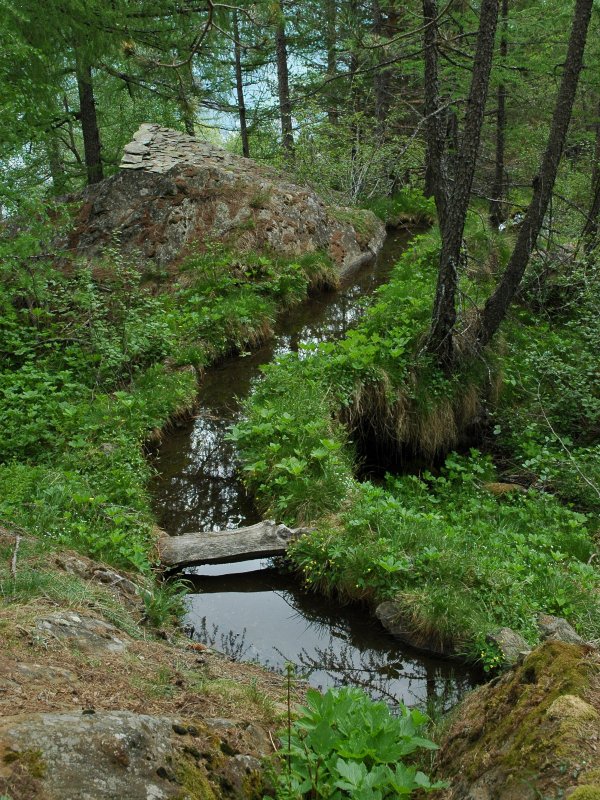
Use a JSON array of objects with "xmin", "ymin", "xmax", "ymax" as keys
[
  {"xmin": 233, "ymin": 225, "xmax": 600, "ymax": 665},
  {"xmin": 268, "ymin": 686, "xmax": 445, "ymax": 799},
  {"xmin": 495, "ymin": 252, "xmax": 600, "ymax": 512},
  {"xmin": 0, "ymin": 207, "xmax": 336, "ymax": 604}
]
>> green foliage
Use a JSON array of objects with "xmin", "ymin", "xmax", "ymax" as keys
[
  {"xmin": 496, "ymin": 251, "xmax": 600, "ymax": 510},
  {"xmin": 0, "ymin": 208, "xmax": 336, "ymax": 583},
  {"xmin": 269, "ymin": 687, "xmax": 445, "ymax": 799},
  {"xmin": 235, "ymin": 230, "xmax": 600, "ymax": 662},
  {"xmin": 365, "ymin": 189, "xmax": 436, "ymax": 225},
  {"xmin": 142, "ymin": 579, "xmax": 191, "ymax": 628},
  {"xmin": 229, "ymin": 355, "xmax": 353, "ymax": 524},
  {"xmin": 290, "ymin": 452, "xmax": 599, "ymax": 661}
]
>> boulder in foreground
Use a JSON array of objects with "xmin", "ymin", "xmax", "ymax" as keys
[{"xmin": 434, "ymin": 640, "xmax": 600, "ymax": 800}]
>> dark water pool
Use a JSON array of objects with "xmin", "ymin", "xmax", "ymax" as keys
[{"xmin": 151, "ymin": 231, "xmax": 479, "ymax": 708}]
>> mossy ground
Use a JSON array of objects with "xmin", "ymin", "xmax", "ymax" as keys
[{"xmin": 434, "ymin": 641, "xmax": 600, "ymax": 799}]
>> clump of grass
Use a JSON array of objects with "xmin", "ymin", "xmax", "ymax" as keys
[
  {"xmin": 365, "ymin": 187, "xmax": 436, "ymax": 226},
  {"xmin": 288, "ymin": 452, "xmax": 600, "ymax": 663}
]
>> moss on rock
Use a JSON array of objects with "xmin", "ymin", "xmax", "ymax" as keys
[
  {"xmin": 174, "ymin": 755, "xmax": 218, "ymax": 800},
  {"xmin": 435, "ymin": 641, "xmax": 600, "ymax": 800},
  {"xmin": 568, "ymin": 787, "xmax": 600, "ymax": 800}
]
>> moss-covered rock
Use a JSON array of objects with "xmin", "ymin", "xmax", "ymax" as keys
[
  {"xmin": 567, "ymin": 787, "xmax": 600, "ymax": 800},
  {"xmin": 434, "ymin": 640, "xmax": 600, "ymax": 800}
]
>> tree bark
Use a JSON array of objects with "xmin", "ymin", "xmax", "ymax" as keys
[
  {"xmin": 275, "ymin": 0, "xmax": 294, "ymax": 164},
  {"xmin": 489, "ymin": 0, "xmax": 509, "ymax": 228},
  {"xmin": 46, "ymin": 134, "xmax": 68, "ymax": 194},
  {"xmin": 325, "ymin": 0, "xmax": 338, "ymax": 124},
  {"xmin": 426, "ymin": 0, "xmax": 500, "ymax": 368},
  {"xmin": 477, "ymin": 0, "xmax": 594, "ymax": 349},
  {"xmin": 177, "ymin": 71, "xmax": 195, "ymax": 136},
  {"xmin": 373, "ymin": 0, "xmax": 390, "ymax": 133},
  {"xmin": 582, "ymin": 99, "xmax": 600, "ymax": 251},
  {"xmin": 233, "ymin": 9, "xmax": 250, "ymax": 157},
  {"xmin": 75, "ymin": 56, "xmax": 103, "ymax": 185},
  {"xmin": 422, "ymin": 0, "xmax": 448, "ymax": 218}
]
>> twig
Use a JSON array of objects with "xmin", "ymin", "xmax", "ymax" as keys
[{"xmin": 11, "ymin": 534, "xmax": 21, "ymax": 579}]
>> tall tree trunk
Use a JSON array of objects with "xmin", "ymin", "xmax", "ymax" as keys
[
  {"xmin": 348, "ymin": 0, "xmax": 363, "ymax": 196},
  {"xmin": 179, "ymin": 88, "xmax": 195, "ymax": 135},
  {"xmin": 46, "ymin": 134, "xmax": 68, "ymax": 194},
  {"xmin": 75, "ymin": 55, "xmax": 103, "ymax": 185},
  {"xmin": 426, "ymin": 0, "xmax": 500, "ymax": 369},
  {"xmin": 325, "ymin": 0, "xmax": 338, "ymax": 124},
  {"xmin": 489, "ymin": 0, "xmax": 509, "ymax": 227},
  {"xmin": 233, "ymin": 9, "xmax": 250, "ymax": 157},
  {"xmin": 582, "ymin": 98, "xmax": 600, "ymax": 251},
  {"xmin": 478, "ymin": 0, "xmax": 594, "ymax": 349},
  {"xmin": 275, "ymin": 1, "xmax": 294, "ymax": 164},
  {"xmin": 422, "ymin": 0, "xmax": 449, "ymax": 222},
  {"xmin": 373, "ymin": 0, "xmax": 390, "ymax": 133}
]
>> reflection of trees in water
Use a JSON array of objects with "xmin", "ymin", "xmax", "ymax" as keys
[
  {"xmin": 275, "ymin": 639, "xmax": 405, "ymax": 705},
  {"xmin": 191, "ymin": 616, "xmax": 250, "ymax": 662},
  {"xmin": 274, "ymin": 637, "xmax": 470, "ymax": 713},
  {"xmin": 188, "ymin": 605, "xmax": 472, "ymax": 711}
]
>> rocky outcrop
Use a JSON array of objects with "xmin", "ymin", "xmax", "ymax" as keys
[
  {"xmin": 0, "ymin": 710, "xmax": 268, "ymax": 799},
  {"xmin": 34, "ymin": 612, "xmax": 130, "ymax": 654},
  {"xmin": 67, "ymin": 124, "xmax": 385, "ymax": 278},
  {"xmin": 433, "ymin": 641, "xmax": 600, "ymax": 800}
]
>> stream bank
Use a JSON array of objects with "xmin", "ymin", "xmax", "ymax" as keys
[{"xmin": 151, "ymin": 228, "xmax": 479, "ymax": 708}]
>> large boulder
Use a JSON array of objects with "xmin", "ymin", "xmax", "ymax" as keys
[
  {"xmin": 433, "ymin": 641, "xmax": 600, "ymax": 800},
  {"xmin": 66, "ymin": 124, "xmax": 385, "ymax": 277},
  {"xmin": 0, "ymin": 710, "xmax": 268, "ymax": 799}
]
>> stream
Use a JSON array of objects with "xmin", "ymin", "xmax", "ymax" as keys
[{"xmin": 151, "ymin": 231, "xmax": 479, "ymax": 710}]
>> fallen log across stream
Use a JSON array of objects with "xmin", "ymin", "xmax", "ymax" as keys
[{"xmin": 158, "ymin": 520, "xmax": 303, "ymax": 570}]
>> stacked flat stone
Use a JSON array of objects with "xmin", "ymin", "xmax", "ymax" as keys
[{"xmin": 120, "ymin": 123, "xmax": 254, "ymax": 175}]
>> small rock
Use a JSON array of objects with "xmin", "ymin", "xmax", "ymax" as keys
[
  {"xmin": 15, "ymin": 662, "xmax": 78, "ymax": 685},
  {"xmin": 538, "ymin": 614, "xmax": 587, "ymax": 646},
  {"xmin": 35, "ymin": 612, "xmax": 130, "ymax": 653},
  {"xmin": 486, "ymin": 627, "xmax": 531, "ymax": 666},
  {"xmin": 124, "ymin": 142, "xmax": 150, "ymax": 156},
  {"xmin": 54, "ymin": 554, "xmax": 90, "ymax": 578},
  {"xmin": 546, "ymin": 694, "xmax": 599, "ymax": 722},
  {"xmin": 121, "ymin": 152, "xmax": 143, "ymax": 164},
  {"xmin": 375, "ymin": 601, "xmax": 456, "ymax": 658},
  {"xmin": 172, "ymin": 723, "xmax": 188, "ymax": 735},
  {"xmin": 91, "ymin": 567, "xmax": 139, "ymax": 596}
]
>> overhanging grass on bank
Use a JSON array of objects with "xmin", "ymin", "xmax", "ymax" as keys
[
  {"xmin": 232, "ymin": 227, "xmax": 600, "ymax": 664},
  {"xmin": 0, "ymin": 214, "xmax": 337, "ymax": 592}
]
